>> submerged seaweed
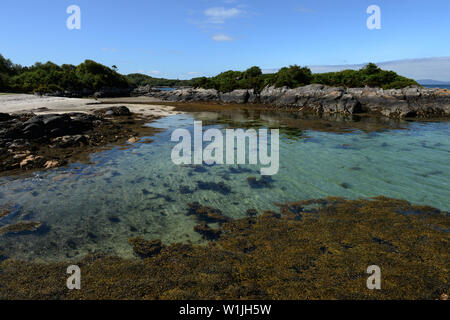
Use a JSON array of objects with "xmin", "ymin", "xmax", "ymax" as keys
[
  {"xmin": 247, "ymin": 176, "xmax": 275, "ymax": 189},
  {"xmin": 0, "ymin": 221, "xmax": 42, "ymax": 236},
  {"xmin": 0, "ymin": 197, "xmax": 448, "ymax": 300},
  {"xmin": 187, "ymin": 202, "xmax": 231, "ymax": 223},
  {"xmin": 197, "ymin": 181, "xmax": 232, "ymax": 195},
  {"xmin": 194, "ymin": 224, "xmax": 222, "ymax": 240}
]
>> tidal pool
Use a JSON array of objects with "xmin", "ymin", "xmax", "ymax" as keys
[{"xmin": 0, "ymin": 109, "xmax": 449, "ymax": 262}]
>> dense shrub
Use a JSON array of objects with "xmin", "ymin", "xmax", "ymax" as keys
[
  {"xmin": 0, "ymin": 55, "xmax": 130, "ymax": 94},
  {"xmin": 272, "ymin": 65, "xmax": 313, "ymax": 88},
  {"xmin": 312, "ymin": 63, "xmax": 418, "ymax": 89},
  {"xmin": 0, "ymin": 53, "xmax": 419, "ymax": 94},
  {"xmin": 127, "ymin": 73, "xmax": 192, "ymax": 87},
  {"xmin": 191, "ymin": 63, "xmax": 419, "ymax": 92},
  {"xmin": 192, "ymin": 66, "xmax": 267, "ymax": 92}
]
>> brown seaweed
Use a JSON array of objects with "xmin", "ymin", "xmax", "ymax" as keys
[{"xmin": 0, "ymin": 197, "xmax": 448, "ymax": 300}]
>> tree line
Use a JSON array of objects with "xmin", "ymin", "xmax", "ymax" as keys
[
  {"xmin": 0, "ymin": 54, "xmax": 418, "ymax": 94},
  {"xmin": 191, "ymin": 63, "xmax": 419, "ymax": 92}
]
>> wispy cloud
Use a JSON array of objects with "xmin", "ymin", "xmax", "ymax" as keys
[
  {"xmin": 204, "ymin": 7, "xmax": 244, "ymax": 24},
  {"xmin": 295, "ymin": 6, "xmax": 315, "ymax": 14},
  {"xmin": 212, "ymin": 34, "xmax": 235, "ymax": 41},
  {"xmin": 101, "ymin": 48, "xmax": 118, "ymax": 53}
]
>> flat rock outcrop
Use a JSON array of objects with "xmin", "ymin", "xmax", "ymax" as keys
[
  {"xmin": 133, "ymin": 85, "xmax": 450, "ymax": 118},
  {"xmin": 0, "ymin": 107, "xmax": 159, "ymax": 174}
]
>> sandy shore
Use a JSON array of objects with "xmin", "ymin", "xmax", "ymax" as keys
[{"xmin": 0, "ymin": 94, "xmax": 181, "ymax": 117}]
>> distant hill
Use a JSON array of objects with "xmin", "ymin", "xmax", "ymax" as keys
[
  {"xmin": 126, "ymin": 73, "xmax": 192, "ymax": 87},
  {"xmin": 418, "ymin": 79, "xmax": 450, "ymax": 85}
]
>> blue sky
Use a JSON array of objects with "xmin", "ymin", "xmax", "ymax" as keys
[{"xmin": 1, "ymin": 0, "xmax": 449, "ymax": 80}]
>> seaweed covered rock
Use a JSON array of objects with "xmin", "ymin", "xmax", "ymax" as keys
[
  {"xmin": 187, "ymin": 202, "xmax": 231, "ymax": 223},
  {"xmin": 128, "ymin": 237, "xmax": 163, "ymax": 259},
  {"xmin": 0, "ymin": 110, "xmax": 159, "ymax": 174},
  {"xmin": 196, "ymin": 181, "xmax": 231, "ymax": 195},
  {"xmin": 247, "ymin": 176, "xmax": 274, "ymax": 189},
  {"xmin": 0, "ymin": 207, "xmax": 13, "ymax": 219},
  {"xmin": 0, "ymin": 221, "xmax": 41, "ymax": 236},
  {"xmin": 194, "ymin": 224, "xmax": 222, "ymax": 240},
  {"xmin": 52, "ymin": 135, "xmax": 89, "ymax": 148}
]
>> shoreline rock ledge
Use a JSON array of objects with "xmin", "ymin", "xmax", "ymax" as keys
[{"xmin": 132, "ymin": 85, "xmax": 450, "ymax": 118}]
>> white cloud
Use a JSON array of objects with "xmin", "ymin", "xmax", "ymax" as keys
[
  {"xmin": 204, "ymin": 7, "xmax": 243, "ymax": 24},
  {"xmin": 212, "ymin": 34, "xmax": 235, "ymax": 41}
]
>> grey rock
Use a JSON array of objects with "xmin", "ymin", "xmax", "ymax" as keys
[
  {"xmin": 52, "ymin": 135, "xmax": 89, "ymax": 148},
  {"xmin": 0, "ymin": 113, "xmax": 11, "ymax": 122},
  {"xmin": 219, "ymin": 89, "xmax": 250, "ymax": 104},
  {"xmin": 103, "ymin": 106, "xmax": 131, "ymax": 116},
  {"xmin": 133, "ymin": 84, "xmax": 450, "ymax": 118}
]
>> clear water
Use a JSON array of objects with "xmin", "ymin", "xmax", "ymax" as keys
[{"xmin": 0, "ymin": 110, "xmax": 449, "ymax": 262}]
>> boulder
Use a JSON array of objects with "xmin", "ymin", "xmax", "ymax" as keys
[
  {"xmin": 0, "ymin": 113, "xmax": 11, "ymax": 122},
  {"xmin": 103, "ymin": 106, "xmax": 131, "ymax": 116},
  {"xmin": 21, "ymin": 123, "xmax": 46, "ymax": 139},
  {"xmin": 219, "ymin": 89, "xmax": 250, "ymax": 104},
  {"xmin": 52, "ymin": 135, "xmax": 89, "ymax": 148}
]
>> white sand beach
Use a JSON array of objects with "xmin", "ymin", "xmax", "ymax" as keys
[{"xmin": 0, "ymin": 94, "xmax": 181, "ymax": 117}]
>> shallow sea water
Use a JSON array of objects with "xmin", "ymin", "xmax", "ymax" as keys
[{"xmin": 0, "ymin": 110, "xmax": 449, "ymax": 261}]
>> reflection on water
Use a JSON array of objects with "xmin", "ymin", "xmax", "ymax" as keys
[{"xmin": 0, "ymin": 109, "xmax": 449, "ymax": 262}]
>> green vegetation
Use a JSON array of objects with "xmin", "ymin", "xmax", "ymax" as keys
[
  {"xmin": 192, "ymin": 63, "xmax": 419, "ymax": 92},
  {"xmin": 127, "ymin": 73, "xmax": 192, "ymax": 87},
  {"xmin": 0, "ymin": 54, "xmax": 129, "ymax": 94},
  {"xmin": 0, "ymin": 53, "xmax": 193, "ymax": 94},
  {"xmin": 0, "ymin": 53, "xmax": 419, "ymax": 95},
  {"xmin": 312, "ymin": 63, "xmax": 419, "ymax": 89}
]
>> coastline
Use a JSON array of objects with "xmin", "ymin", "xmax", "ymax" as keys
[
  {"xmin": 133, "ymin": 85, "xmax": 450, "ymax": 119},
  {"xmin": 0, "ymin": 94, "xmax": 448, "ymax": 300},
  {"xmin": 1, "ymin": 93, "xmax": 449, "ymax": 176}
]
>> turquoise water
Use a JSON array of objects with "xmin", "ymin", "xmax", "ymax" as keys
[{"xmin": 0, "ymin": 111, "xmax": 449, "ymax": 261}]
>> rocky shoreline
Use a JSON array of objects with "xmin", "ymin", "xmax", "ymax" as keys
[
  {"xmin": 0, "ymin": 106, "xmax": 160, "ymax": 176},
  {"xmin": 132, "ymin": 85, "xmax": 450, "ymax": 118}
]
